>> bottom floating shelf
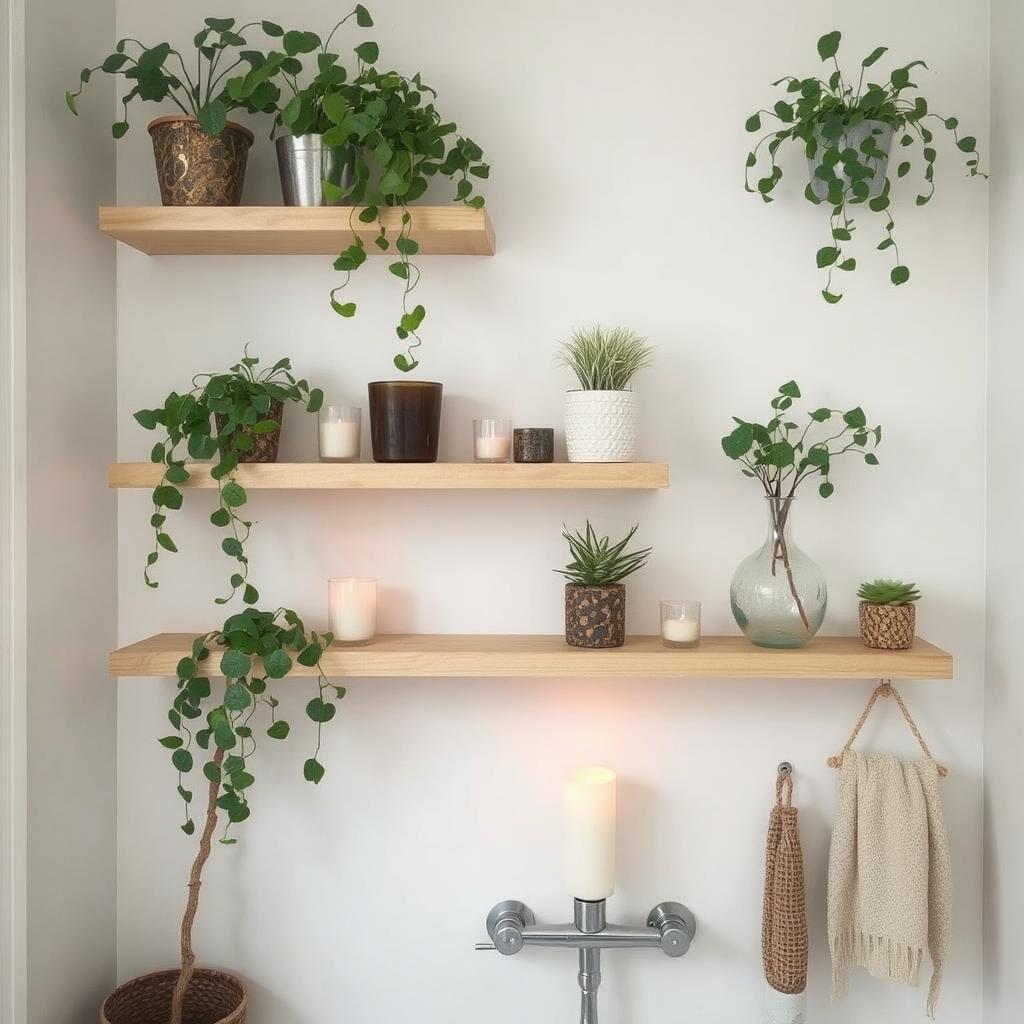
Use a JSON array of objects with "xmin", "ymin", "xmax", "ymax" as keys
[{"xmin": 109, "ymin": 634, "xmax": 952, "ymax": 680}]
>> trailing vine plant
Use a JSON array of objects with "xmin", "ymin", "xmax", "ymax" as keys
[
  {"xmin": 744, "ymin": 30, "xmax": 986, "ymax": 302},
  {"xmin": 160, "ymin": 606, "xmax": 345, "ymax": 1024},
  {"xmin": 65, "ymin": 16, "xmax": 284, "ymax": 137},
  {"xmin": 721, "ymin": 381, "xmax": 882, "ymax": 628},
  {"xmin": 133, "ymin": 349, "xmax": 323, "ymax": 604}
]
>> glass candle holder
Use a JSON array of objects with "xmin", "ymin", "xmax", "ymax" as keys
[
  {"xmin": 319, "ymin": 405, "xmax": 361, "ymax": 462},
  {"xmin": 474, "ymin": 418, "xmax": 512, "ymax": 463},
  {"xmin": 328, "ymin": 577, "xmax": 377, "ymax": 644},
  {"xmin": 660, "ymin": 600, "xmax": 701, "ymax": 649}
]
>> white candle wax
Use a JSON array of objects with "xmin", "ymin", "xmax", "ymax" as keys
[
  {"xmin": 662, "ymin": 617, "xmax": 700, "ymax": 644},
  {"xmin": 564, "ymin": 766, "xmax": 616, "ymax": 901},
  {"xmin": 328, "ymin": 578, "xmax": 376, "ymax": 643},
  {"xmin": 320, "ymin": 419, "xmax": 360, "ymax": 460},
  {"xmin": 475, "ymin": 435, "xmax": 511, "ymax": 461}
]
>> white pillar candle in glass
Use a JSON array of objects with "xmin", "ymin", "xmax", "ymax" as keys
[
  {"xmin": 319, "ymin": 405, "xmax": 361, "ymax": 462},
  {"xmin": 564, "ymin": 765, "xmax": 616, "ymax": 901},
  {"xmin": 327, "ymin": 577, "xmax": 377, "ymax": 644},
  {"xmin": 474, "ymin": 418, "xmax": 512, "ymax": 463},
  {"xmin": 660, "ymin": 600, "xmax": 701, "ymax": 648}
]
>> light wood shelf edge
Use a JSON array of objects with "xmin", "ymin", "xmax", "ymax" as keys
[
  {"xmin": 98, "ymin": 205, "xmax": 495, "ymax": 256},
  {"xmin": 107, "ymin": 462, "xmax": 671, "ymax": 490},
  {"xmin": 109, "ymin": 634, "xmax": 953, "ymax": 680}
]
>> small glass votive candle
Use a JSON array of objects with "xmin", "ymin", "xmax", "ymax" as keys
[
  {"xmin": 660, "ymin": 600, "xmax": 701, "ymax": 648},
  {"xmin": 319, "ymin": 406, "xmax": 361, "ymax": 462},
  {"xmin": 328, "ymin": 577, "xmax": 377, "ymax": 644},
  {"xmin": 474, "ymin": 418, "xmax": 512, "ymax": 463}
]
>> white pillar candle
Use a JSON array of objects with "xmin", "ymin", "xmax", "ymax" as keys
[
  {"xmin": 319, "ymin": 419, "xmax": 360, "ymax": 460},
  {"xmin": 474, "ymin": 434, "xmax": 511, "ymax": 461},
  {"xmin": 564, "ymin": 766, "xmax": 616, "ymax": 901},
  {"xmin": 661, "ymin": 617, "xmax": 700, "ymax": 644},
  {"xmin": 327, "ymin": 577, "xmax": 377, "ymax": 643}
]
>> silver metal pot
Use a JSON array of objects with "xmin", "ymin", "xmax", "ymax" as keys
[
  {"xmin": 275, "ymin": 134, "xmax": 355, "ymax": 206},
  {"xmin": 807, "ymin": 121, "xmax": 894, "ymax": 200}
]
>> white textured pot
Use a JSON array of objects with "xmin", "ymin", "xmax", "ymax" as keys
[{"xmin": 564, "ymin": 389, "xmax": 638, "ymax": 462}]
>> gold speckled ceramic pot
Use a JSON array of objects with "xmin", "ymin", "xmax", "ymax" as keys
[
  {"xmin": 565, "ymin": 583, "xmax": 626, "ymax": 649},
  {"xmin": 147, "ymin": 115, "xmax": 254, "ymax": 206}
]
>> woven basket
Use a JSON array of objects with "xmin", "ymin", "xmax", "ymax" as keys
[
  {"xmin": 214, "ymin": 400, "xmax": 283, "ymax": 464},
  {"xmin": 859, "ymin": 601, "xmax": 915, "ymax": 650},
  {"xmin": 100, "ymin": 968, "xmax": 246, "ymax": 1024}
]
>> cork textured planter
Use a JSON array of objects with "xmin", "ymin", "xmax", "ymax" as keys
[
  {"xmin": 148, "ymin": 116, "xmax": 254, "ymax": 207},
  {"xmin": 214, "ymin": 401, "xmax": 283, "ymax": 464},
  {"xmin": 100, "ymin": 968, "xmax": 246, "ymax": 1024},
  {"xmin": 859, "ymin": 601, "xmax": 916, "ymax": 650},
  {"xmin": 565, "ymin": 582, "xmax": 626, "ymax": 649}
]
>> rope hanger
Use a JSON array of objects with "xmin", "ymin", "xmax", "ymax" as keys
[{"xmin": 827, "ymin": 679, "xmax": 948, "ymax": 778}]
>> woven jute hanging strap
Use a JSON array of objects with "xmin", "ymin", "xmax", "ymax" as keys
[
  {"xmin": 827, "ymin": 680, "xmax": 948, "ymax": 777},
  {"xmin": 762, "ymin": 765, "xmax": 808, "ymax": 996}
]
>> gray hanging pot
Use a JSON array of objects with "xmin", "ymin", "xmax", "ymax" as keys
[
  {"xmin": 807, "ymin": 121, "xmax": 894, "ymax": 200},
  {"xmin": 275, "ymin": 133, "xmax": 355, "ymax": 206}
]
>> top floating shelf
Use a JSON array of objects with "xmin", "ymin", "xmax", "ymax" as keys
[
  {"xmin": 98, "ymin": 205, "xmax": 496, "ymax": 256},
  {"xmin": 107, "ymin": 461, "xmax": 669, "ymax": 491}
]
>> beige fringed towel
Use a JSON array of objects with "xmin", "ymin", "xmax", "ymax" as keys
[{"xmin": 827, "ymin": 751, "xmax": 952, "ymax": 1017}]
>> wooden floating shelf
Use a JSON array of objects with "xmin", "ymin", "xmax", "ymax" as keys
[
  {"xmin": 110, "ymin": 634, "xmax": 952, "ymax": 680},
  {"xmin": 107, "ymin": 462, "xmax": 670, "ymax": 491},
  {"xmin": 99, "ymin": 205, "xmax": 495, "ymax": 256}
]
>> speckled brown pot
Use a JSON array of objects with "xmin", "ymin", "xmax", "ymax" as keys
[
  {"xmin": 148, "ymin": 116, "xmax": 254, "ymax": 206},
  {"xmin": 100, "ymin": 968, "xmax": 246, "ymax": 1024},
  {"xmin": 859, "ymin": 601, "xmax": 916, "ymax": 650},
  {"xmin": 565, "ymin": 583, "xmax": 626, "ymax": 649},
  {"xmin": 214, "ymin": 401, "xmax": 283, "ymax": 464}
]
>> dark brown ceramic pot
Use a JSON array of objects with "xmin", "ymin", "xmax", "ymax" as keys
[
  {"xmin": 100, "ymin": 968, "xmax": 246, "ymax": 1024},
  {"xmin": 214, "ymin": 401, "xmax": 283, "ymax": 463},
  {"xmin": 148, "ymin": 116, "xmax": 254, "ymax": 206},
  {"xmin": 565, "ymin": 582, "xmax": 626, "ymax": 649},
  {"xmin": 859, "ymin": 601, "xmax": 916, "ymax": 650},
  {"xmin": 368, "ymin": 381, "xmax": 443, "ymax": 462}
]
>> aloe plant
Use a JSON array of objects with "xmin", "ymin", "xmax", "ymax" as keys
[
  {"xmin": 556, "ymin": 522, "xmax": 652, "ymax": 586},
  {"xmin": 857, "ymin": 579, "xmax": 921, "ymax": 605}
]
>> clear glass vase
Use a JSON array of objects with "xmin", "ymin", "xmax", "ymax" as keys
[{"xmin": 730, "ymin": 497, "xmax": 827, "ymax": 648}]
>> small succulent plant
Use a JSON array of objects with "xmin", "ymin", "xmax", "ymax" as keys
[
  {"xmin": 857, "ymin": 579, "xmax": 921, "ymax": 605},
  {"xmin": 556, "ymin": 521, "xmax": 652, "ymax": 586}
]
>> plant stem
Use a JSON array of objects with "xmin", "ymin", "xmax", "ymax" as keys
[
  {"xmin": 768, "ymin": 496, "xmax": 810, "ymax": 632},
  {"xmin": 169, "ymin": 743, "xmax": 225, "ymax": 1024}
]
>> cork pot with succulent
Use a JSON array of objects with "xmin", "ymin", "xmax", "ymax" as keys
[
  {"xmin": 857, "ymin": 579, "xmax": 920, "ymax": 650},
  {"xmin": 557, "ymin": 522, "xmax": 651, "ymax": 649}
]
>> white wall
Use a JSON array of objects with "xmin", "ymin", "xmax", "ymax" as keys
[
  {"xmin": 114, "ymin": 2, "xmax": 988, "ymax": 1021},
  {"xmin": 984, "ymin": 2, "xmax": 1022, "ymax": 1021},
  {"xmin": 24, "ymin": 0, "xmax": 118, "ymax": 1020}
]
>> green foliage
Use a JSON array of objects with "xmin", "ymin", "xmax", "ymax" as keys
[
  {"xmin": 557, "ymin": 326, "xmax": 654, "ymax": 392},
  {"xmin": 222, "ymin": 5, "xmax": 486, "ymax": 373},
  {"xmin": 744, "ymin": 29, "xmax": 986, "ymax": 301},
  {"xmin": 857, "ymin": 578, "xmax": 921, "ymax": 604},
  {"xmin": 134, "ymin": 348, "xmax": 323, "ymax": 603},
  {"xmin": 556, "ymin": 522, "xmax": 652, "ymax": 587},
  {"xmin": 165, "ymin": 607, "xmax": 343, "ymax": 842},
  {"xmin": 65, "ymin": 17, "xmax": 287, "ymax": 138},
  {"xmin": 720, "ymin": 380, "xmax": 882, "ymax": 500}
]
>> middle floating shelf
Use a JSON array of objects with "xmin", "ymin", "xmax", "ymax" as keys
[
  {"xmin": 107, "ymin": 462, "xmax": 670, "ymax": 491},
  {"xmin": 109, "ymin": 634, "xmax": 953, "ymax": 679}
]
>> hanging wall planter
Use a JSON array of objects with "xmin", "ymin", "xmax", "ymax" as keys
[
  {"xmin": 368, "ymin": 380, "xmax": 443, "ymax": 463},
  {"xmin": 744, "ymin": 29, "xmax": 986, "ymax": 302}
]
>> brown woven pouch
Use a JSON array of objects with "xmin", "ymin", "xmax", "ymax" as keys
[{"xmin": 762, "ymin": 772, "xmax": 808, "ymax": 995}]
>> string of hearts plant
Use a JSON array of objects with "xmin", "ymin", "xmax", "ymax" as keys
[
  {"xmin": 721, "ymin": 381, "xmax": 882, "ymax": 628},
  {"xmin": 744, "ymin": 29, "xmax": 986, "ymax": 303},
  {"xmin": 133, "ymin": 349, "xmax": 323, "ymax": 605},
  {"xmin": 65, "ymin": 16, "xmax": 285, "ymax": 137},
  {"xmin": 161, "ymin": 606, "xmax": 345, "ymax": 1024}
]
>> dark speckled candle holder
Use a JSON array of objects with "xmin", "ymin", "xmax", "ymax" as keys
[{"xmin": 513, "ymin": 427, "xmax": 555, "ymax": 463}]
